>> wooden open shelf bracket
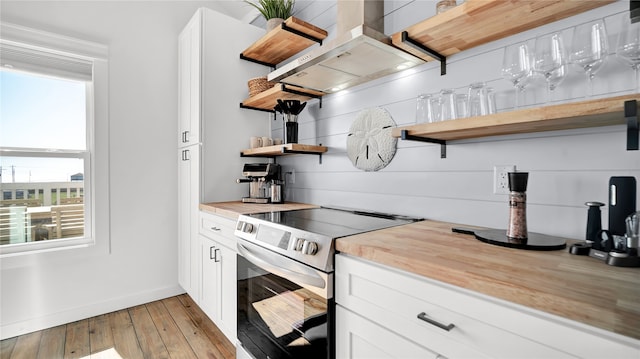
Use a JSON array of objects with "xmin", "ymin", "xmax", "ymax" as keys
[
  {"xmin": 281, "ymin": 83, "xmax": 323, "ymax": 108},
  {"xmin": 281, "ymin": 22, "xmax": 324, "ymax": 46},
  {"xmin": 626, "ymin": 99, "xmax": 639, "ymax": 151},
  {"xmin": 240, "ymin": 150, "xmax": 323, "ymax": 164},
  {"xmin": 401, "ymin": 130, "xmax": 447, "ymax": 159},
  {"xmin": 240, "ymin": 144, "xmax": 326, "ymax": 164},
  {"xmin": 239, "ymin": 54, "xmax": 276, "ymax": 69},
  {"xmin": 239, "ymin": 103, "xmax": 276, "ymax": 114},
  {"xmin": 401, "ymin": 31, "xmax": 446, "ymax": 76}
]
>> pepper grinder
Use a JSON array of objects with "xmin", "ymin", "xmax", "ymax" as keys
[{"xmin": 506, "ymin": 172, "xmax": 529, "ymax": 241}]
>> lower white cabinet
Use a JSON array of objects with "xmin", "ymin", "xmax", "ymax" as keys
[
  {"xmin": 335, "ymin": 254, "xmax": 640, "ymax": 359},
  {"xmin": 336, "ymin": 305, "xmax": 442, "ymax": 359},
  {"xmin": 199, "ymin": 211, "xmax": 237, "ymax": 343}
]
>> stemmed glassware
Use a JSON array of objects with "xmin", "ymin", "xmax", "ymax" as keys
[
  {"xmin": 569, "ymin": 19, "xmax": 608, "ymax": 97},
  {"xmin": 616, "ymin": 17, "xmax": 640, "ymax": 93},
  {"xmin": 501, "ymin": 42, "xmax": 532, "ymax": 109},
  {"xmin": 533, "ymin": 33, "xmax": 566, "ymax": 102}
]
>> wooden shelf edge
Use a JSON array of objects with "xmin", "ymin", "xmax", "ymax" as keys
[
  {"xmin": 392, "ymin": 94, "xmax": 640, "ymax": 141},
  {"xmin": 242, "ymin": 83, "xmax": 325, "ymax": 111},
  {"xmin": 391, "ymin": 0, "xmax": 614, "ymax": 63},
  {"xmin": 241, "ymin": 144, "xmax": 328, "ymax": 157},
  {"xmin": 240, "ymin": 16, "xmax": 328, "ymax": 66}
]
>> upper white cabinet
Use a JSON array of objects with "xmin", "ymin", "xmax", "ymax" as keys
[
  {"xmin": 178, "ymin": 14, "xmax": 201, "ymax": 147},
  {"xmin": 177, "ymin": 7, "xmax": 269, "ymax": 309}
]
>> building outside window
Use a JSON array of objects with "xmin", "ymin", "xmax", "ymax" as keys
[{"xmin": 0, "ymin": 23, "xmax": 108, "ymax": 256}]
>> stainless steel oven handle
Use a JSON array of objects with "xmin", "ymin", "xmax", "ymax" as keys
[{"xmin": 237, "ymin": 243, "xmax": 326, "ymax": 289}]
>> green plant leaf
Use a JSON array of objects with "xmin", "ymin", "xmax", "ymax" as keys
[{"xmin": 245, "ymin": 0, "xmax": 295, "ymax": 20}]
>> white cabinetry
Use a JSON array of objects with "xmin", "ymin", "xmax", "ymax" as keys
[
  {"xmin": 177, "ymin": 6, "xmax": 268, "ymax": 333},
  {"xmin": 335, "ymin": 254, "xmax": 640, "ymax": 359},
  {"xmin": 178, "ymin": 145, "xmax": 200, "ymax": 300},
  {"xmin": 200, "ymin": 211, "xmax": 237, "ymax": 342}
]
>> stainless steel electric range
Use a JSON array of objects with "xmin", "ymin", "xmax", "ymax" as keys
[{"xmin": 234, "ymin": 206, "xmax": 422, "ymax": 359}]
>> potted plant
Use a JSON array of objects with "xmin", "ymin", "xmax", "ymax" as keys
[{"xmin": 245, "ymin": 0, "xmax": 295, "ymax": 32}]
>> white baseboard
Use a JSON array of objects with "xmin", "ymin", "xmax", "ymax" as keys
[{"xmin": 1, "ymin": 285, "xmax": 185, "ymax": 340}]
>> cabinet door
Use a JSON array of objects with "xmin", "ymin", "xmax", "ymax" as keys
[
  {"xmin": 217, "ymin": 243, "xmax": 237, "ymax": 342},
  {"xmin": 201, "ymin": 235, "xmax": 220, "ymax": 323},
  {"xmin": 178, "ymin": 146, "xmax": 200, "ymax": 300},
  {"xmin": 336, "ymin": 305, "xmax": 441, "ymax": 359},
  {"xmin": 178, "ymin": 11, "xmax": 201, "ymax": 147},
  {"xmin": 200, "ymin": 233, "xmax": 237, "ymax": 343}
]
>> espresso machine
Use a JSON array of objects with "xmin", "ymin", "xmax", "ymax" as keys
[{"xmin": 236, "ymin": 163, "xmax": 281, "ymax": 204}]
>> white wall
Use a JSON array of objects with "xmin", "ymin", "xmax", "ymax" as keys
[
  {"xmin": 276, "ymin": 0, "xmax": 639, "ymax": 240},
  {"xmin": 0, "ymin": 1, "xmax": 226, "ymax": 339}
]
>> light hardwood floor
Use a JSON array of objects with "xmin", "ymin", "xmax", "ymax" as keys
[{"xmin": 0, "ymin": 294, "xmax": 235, "ymax": 359}]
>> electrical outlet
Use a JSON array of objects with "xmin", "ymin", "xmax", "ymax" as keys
[{"xmin": 493, "ymin": 165, "xmax": 516, "ymax": 194}]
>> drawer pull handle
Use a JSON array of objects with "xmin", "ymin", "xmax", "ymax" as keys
[
  {"xmin": 210, "ymin": 227, "xmax": 221, "ymax": 231},
  {"xmin": 417, "ymin": 312, "xmax": 455, "ymax": 332}
]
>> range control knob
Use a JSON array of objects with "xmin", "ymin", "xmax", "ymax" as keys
[
  {"xmin": 239, "ymin": 222, "xmax": 254, "ymax": 234},
  {"xmin": 301, "ymin": 240, "xmax": 318, "ymax": 255},
  {"xmin": 290, "ymin": 237, "xmax": 304, "ymax": 251}
]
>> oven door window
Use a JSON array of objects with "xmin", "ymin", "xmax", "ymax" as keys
[{"xmin": 238, "ymin": 254, "xmax": 331, "ymax": 359}]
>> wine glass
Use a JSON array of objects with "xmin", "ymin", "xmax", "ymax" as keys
[
  {"xmin": 616, "ymin": 17, "xmax": 640, "ymax": 93},
  {"xmin": 569, "ymin": 19, "xmax": 608, "ymax": 98},
  {"xmin": 533, "ymin": 33, "xmax": 566, "ymax": 102},
  {"xmin": 502, "ymin": 42, "xmax": 532, "ymax": 109}
]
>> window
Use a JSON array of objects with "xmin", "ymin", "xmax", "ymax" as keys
[{"xmin": 0, "ymin": 23, "xmax": 108, "ymax": 256}]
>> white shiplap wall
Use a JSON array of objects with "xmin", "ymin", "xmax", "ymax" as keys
[{"xmin": 269, "ymin": 0, "xmax": 639, "ymax": 240}]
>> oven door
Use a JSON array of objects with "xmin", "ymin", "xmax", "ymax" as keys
[{"xmin": 237, "ymin": 239, "xmax": 334, "ymax": 359}]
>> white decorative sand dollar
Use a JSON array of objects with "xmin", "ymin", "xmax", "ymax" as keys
[{"xmin": 346, "ymin": 107, "xmax": 397, "ymax": 172}]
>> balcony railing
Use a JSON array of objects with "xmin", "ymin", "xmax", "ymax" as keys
[
  {"xmin": 1, "ymin": 181, "xmax": 84, "ymax": 206},
  {"xmin": 0, "ymin": 181, "xmax": 85, "ymax": 245}
]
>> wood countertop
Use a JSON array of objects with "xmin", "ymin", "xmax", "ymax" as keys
[
  {"xmin": 199, "ymin": 201, "xmax": 319, "ymax": 220},
  {"xmin": 336, "ymin": 220, "xmax": 640, "ymax": 341}
]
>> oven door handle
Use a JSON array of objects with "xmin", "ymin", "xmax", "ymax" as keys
[{"xmin": 237, "ymin": 243, "xmax": 327, "ymax": 289}]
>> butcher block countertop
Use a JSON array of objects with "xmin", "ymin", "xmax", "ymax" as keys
[
  {"xmin": 336, "ymin": 220, "xmax": 640, "ymax": 341},
  {"xmin": 199, "ymin": 201, "xmax": 319, "ymax": 220}
]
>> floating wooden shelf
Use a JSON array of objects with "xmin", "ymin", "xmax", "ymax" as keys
[
  {"xmin": 240, "ymin": 16, "xmax": 328, "ymax": 67},
  {"xmin": 392, "ymin": 94, "xmax": 639, "ymax": 141},
  {"xmin": 241, "ymin": 143, "xmax": 328, "ymax": 164},
  {"xmin": 241, "ymin": 83, "xmax": 325, "ymax": 112},
  {"xmin": 391, "ymin": 0, "xmax": 614, "ymax": 63},
  {"xmin": 241, "ymin": 144, "xmax": 327, "ymax": 157}
]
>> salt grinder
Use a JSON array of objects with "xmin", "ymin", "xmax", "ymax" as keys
[{"xmin": 506, "ymin": 172, "xmax": 529, "ymax": 241}]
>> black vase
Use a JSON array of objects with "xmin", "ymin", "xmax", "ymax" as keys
[{"xmin": 285, "ymin": 122, "xmax": 298, "ymax": 144}]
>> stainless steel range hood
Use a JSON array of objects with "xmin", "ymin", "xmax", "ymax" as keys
[{"xmin": 267, "ymin": 0, "xmax": 425, "ymax": 94}]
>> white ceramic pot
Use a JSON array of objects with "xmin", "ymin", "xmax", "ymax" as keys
[{"xmin": 266, "ymin": 18, "xmax": 284, "ymax": 32}]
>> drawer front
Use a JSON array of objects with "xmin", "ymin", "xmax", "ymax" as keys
[
  {"xmin": 336, "ymin": 305, "xmax": 441, "ymax": 359},
  {"xmin": 336, "ymin": 254, "xmax": 571, "ymax": 359},
  {"xmin": 199, "ymin": 211, "xmax": 236, "ymax": 249}
]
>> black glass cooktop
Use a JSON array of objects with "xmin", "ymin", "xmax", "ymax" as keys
[{"xmin": 248, "ymin": 207, "xmax": 422, "ymax": 239}]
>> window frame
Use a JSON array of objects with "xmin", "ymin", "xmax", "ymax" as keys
[{"xmin": 0, "ymin": 22, "xmax": 109, "ymax": 259}]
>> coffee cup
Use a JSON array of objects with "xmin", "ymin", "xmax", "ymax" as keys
[
  {"xmin": 261, "ymin": 136, "xmax": 273, "ymax": 146},
  {"xmin": 273, "ymin": 138, "xmax": 283, "ymax": 145},
  {"xmin": 250, "ymin": 136, "xmax": 262, "ymax": 148}
]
